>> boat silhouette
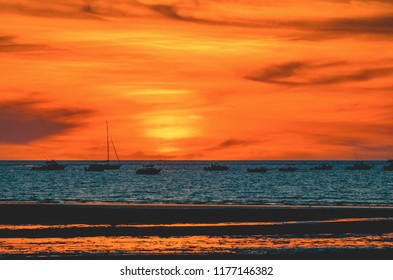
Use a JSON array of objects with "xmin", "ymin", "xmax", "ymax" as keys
[
  {"xmin": 203, "ymin": 163, "xmax": 229, "ymax": 171},
  {"xmin": 279, "ymin": 166, "xmax": 297, "ymax": 172},
  {"xmin": 136, "ymin": 164, "xmax": 161, "ymax": 175},
  {"xmin": 84, "ymin": 163, "xmax": 105, "ymax": 172},
  {"xmin": 345, "ymin": 152, "xmax": 372, "ymax": 170},
  {"xmin": 345, "ymin": 162, "xmax": 372, "ymax": 170},
  {"xmin": 247, "ymin": 167, "xmax": 268, "ymax": 173},
  {"xmin": 383, "ymin": 160, "xmax": 393, "ymax": 171},
  {"xmin": 85, "ymin": 121, "xmax": 121, "ymax": 171},
  {"xmin": 310, "ymin": 163, "xmax": 333, "ymax": 171},
  {"xmin": 32, "ymin": 160, "xmax": 66, "ymax": 171}
]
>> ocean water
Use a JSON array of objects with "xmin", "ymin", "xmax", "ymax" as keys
[{"xmin": 0, "ymin": 160, "xmax": 392, "ymax": 206}]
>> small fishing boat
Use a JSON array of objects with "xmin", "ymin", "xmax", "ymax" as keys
[
  {"xmin": 383, "ymin": 160, "xmax": 393, "ymax": 171},
  {"xmin": 136, "ymin": 164, "xmax": 161, "ymax": 175},
  {"xmin": 345, "ymin": 162, "xmax": 372, "ymax": 170},
  {"xmin": 345, "ymin": 152, "xmax": 372, "ymax": 170},
  {"xmin": 203, "ymin": 163, "xmax": 229, "ymax": 171},
  {"xmin": 310, "ymin": 164, "xmax": 333, "ymax": 170},
  {"xmin": 32, "ymin": 160, "xmax": 66, "ymax": 171},
  {"xmin": 247, "ymin": 167, "xmax": 268, "ymax": 173},
  {"xmin": 279, "ymin": 166, "xmax": 297, "ymax": 172},
  {"xmin": 84, "ymin": 163, "xmax": 105, "ymax": 172}
]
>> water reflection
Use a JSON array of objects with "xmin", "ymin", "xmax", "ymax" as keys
[{"xmin": 1, "ymin": 233, "xmax": 392, "ymax": 256}]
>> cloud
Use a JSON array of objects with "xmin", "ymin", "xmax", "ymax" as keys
[
  {"xmin": 137, "ymin": 1, "xmax": 393, "ymax": 38},
  {"xmin": 1, "ymin": 1, "xmax": 392, "ymax": 40},
  {"xmin": 0, "ymin": 35, "xmax": 46, "ymax": 52},
  {"xmin": 0, "ymin": 0, "xmax": 143, "ymax": 19},
  {"xmin": 141, "ymin": 3, "xmax": 226, "ymax": 26},
  {"xmin": 319, "ymin": 15, "xmax": 393, "ymax": 36},
  {"xmin": 314, "ymin": 133, "xmax": 393, "ymax": 158},
  {"xmin": 245, "ymin": 61, "xmax": 393, "ymax": 86},
  {"xmin": 246, "ymin": 61, "xmax": 308, "ymax": 82},
  {"xmin": 148, "ymin": 5, "xmax": 182, "ymax": 20},
  {"xmin": 292, "ymin": 117, "xmax": 393, "ymax": 158},
  {"xmin": 0, "ymin": 99, "xmax": 93, "ymax": 144},
  {"xmin": 206, "ymin": 138, "xmax": 258, "ymax": 151}
]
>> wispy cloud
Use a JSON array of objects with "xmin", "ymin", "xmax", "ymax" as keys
[
  {"xmin": 1, "ymin": 1, "xmax": 392, "ymax": 40},
  {"xmin": 319, "ymin": 15, "xmax": 393, "ymax": 36},
  {"xmin": 206, "ymin": 138, "xmax": 258, "ymax": 151},
  {"xmin": 245, "ymin": 61, "xmax": 393, "ymax": 86},
  {"xmin": 0, "ymin": 0, "xmax": 143, "ymax": 19},
  {"xmin": 137, "ymin": 1, "xmax": 393, "ymax": 38},
  {"xmin": 0, "ymin": 35, "xmax": 46, "ymax": 52},
  {"xmin": 140, "ymin": 3, "xmax": 226, "ymax": 26},
  {"xmin": 291, "ymin": 118, "xmax": 393, "ymax": 158},
  {"xmin": 0, "ymin": 99, "xmax": 93, "ymax": 144}
]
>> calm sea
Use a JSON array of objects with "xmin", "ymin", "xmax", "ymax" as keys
[{"xmin": 1, "ymin": 160, "xmax": 392, "ymax": 206}]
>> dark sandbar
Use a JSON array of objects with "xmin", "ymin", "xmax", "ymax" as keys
[
  {"xmin": 0, "ymin": 203, "xmax": 392, "ymax": 237},
  {"xmin": 1, "ymin": 202, "xmax": 392, "ymax": 225},
  {"xmin": 1, "ymin": 203, "xmax": 392, "ymax": 259}
]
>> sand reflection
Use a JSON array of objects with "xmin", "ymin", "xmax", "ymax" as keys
[{"xmin": 1, "ymin": 233, "xmax": 392, "ymax": 256}]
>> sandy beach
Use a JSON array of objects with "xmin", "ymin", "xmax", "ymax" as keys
[{"xmin": 0, "ymin": 203, "xmax": 392, "ymax": 259}]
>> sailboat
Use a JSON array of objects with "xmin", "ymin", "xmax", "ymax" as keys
[
  {"xmin": 345, "ymin": 152, "xmax": 372, "ymax": 170},
  {"xmin": 85, "ymin": 121, "xmax": 121, "ymax": 171}
]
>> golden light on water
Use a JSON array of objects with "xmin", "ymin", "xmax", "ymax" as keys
[{"xmin": 1, "ymin": 234, "xmax": 392, "ymax": 256}]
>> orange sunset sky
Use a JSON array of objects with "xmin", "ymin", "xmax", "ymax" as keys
[{"xmin": 1, "ymin": 0, "xmax": 393, "ymax": 160}]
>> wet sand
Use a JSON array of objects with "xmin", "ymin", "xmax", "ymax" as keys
[
  {"xmin": 1, "ymin": 202, "xmax": 392, "ymax": 225},
  {"xmin": 0, "ymin": 203, "xmax": 392, "ymax": 259}
]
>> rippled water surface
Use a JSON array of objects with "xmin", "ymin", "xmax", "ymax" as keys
[{"xmin": 1, "ymin": 161, "xmax": 392, "ymax": 206}]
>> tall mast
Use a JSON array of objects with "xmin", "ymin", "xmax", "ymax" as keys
[
  {"xmin": 106, "ymin": 120, "xmax": 109, "ymax": 164},
  {"xmin": 110, "ymin": 136, "xmax": 120, "ymax": 164}
]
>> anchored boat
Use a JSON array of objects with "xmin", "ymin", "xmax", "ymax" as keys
[
  {"xmin": 32, "ymin": 160, "xmax": 66, "ymax": 171},
  {"xmin": 345, "ymin": 162, "xmax": 372, "ymax": 170},
  {"xmin": 247, "ymin": 167, "xmax": 268, "ymax": 173},
  {"xmin": 311, "ymin": 164, "xmax": 333, "ymax": 171},
  {"xmin": 279, "ymin": 166, "xmax": 297, "ymax": 172},
  {"xmin": 383, "ymin": 160, "xmax": 393, "ymax": 171},
  {"xmin": 203, "ymin": 163, "xmax": 229, "ymax": 171},
  {"xmin": 84, "ymin": 163, "xmax": 105, "ymax": 172},
  {"xmin": 136, "ymin": 164, "xmax": 161, "ymax": 175},
  {"xmin": 85, "ymin": 121, "xmax": 121, "ymax": 171}
]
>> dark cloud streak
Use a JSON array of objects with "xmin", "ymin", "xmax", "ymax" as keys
[
  {"xmin": 206, "ymin": 138, "xmax": 258, "ymax": 151},
  {"xmin": 0, "ymin": 99, "xmax": 93, "ymax": 144},
  {"xmin": 1, "ymin": 1, "xmax": 393, "ymax": 38},
  {"xmin": 0, "ymin": 35, "xmax": 46, "ymax": 52},
  {"xmin": 139, "ymin": 2, "xmax": 393, "ymax": 37},
  {"xmin": 245, "ymin": 61, "xmax": 393, "ymax": 86},
  {"xmin": 320, "ymin": 15, "xmax": 393, "ymax": 36}
]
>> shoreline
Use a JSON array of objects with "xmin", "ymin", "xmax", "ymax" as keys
[
  {"xmin": 1, "ymin": 202, "xmax": 392, "ymax": 259},
  {"xmin": 1, "ymin": 201, "xmax": 393, "ymax": 208}
]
